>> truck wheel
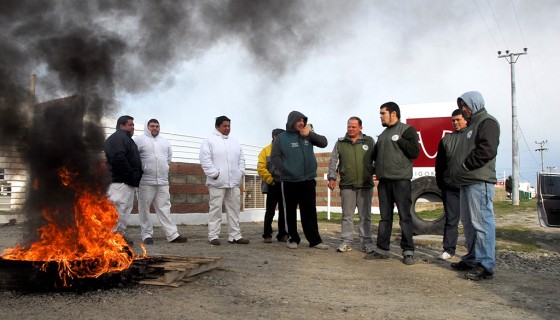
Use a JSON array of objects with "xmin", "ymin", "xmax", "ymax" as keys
[{"xmin": 410, "ymin": 176, "xmax": 445, "ymax": 235}]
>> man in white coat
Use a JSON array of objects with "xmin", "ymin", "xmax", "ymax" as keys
[
  {"xmin": 134, "ymin": 119, "xmax": 186, "ymax": 244},
  {"xmin": 199, "ymin": 116, "xmax": 248, "ymax": 245}
]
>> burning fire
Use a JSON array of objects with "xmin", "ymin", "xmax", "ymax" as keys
[{"xmin": 1, "ymin": 167, "xmax": 136, "ymax": 286}]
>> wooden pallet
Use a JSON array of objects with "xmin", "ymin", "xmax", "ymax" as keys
[{"xmin": 134, "ymin": 255, "xmax": 223, "ymax": 287}]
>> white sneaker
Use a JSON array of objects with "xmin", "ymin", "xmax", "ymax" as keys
[
  {"xmin": 438, "ymin": 252, "xmax": 453, "ymax": 260},
  {"xmin": 361, "ymin": 243, "xmax": 375, "ymax": 254},
  {"xmin": 337, "ymin": 243, "xmax": 352, "ymax": 252},
  {"xmin": 313, "ymin": 243, "xmax": 330, "ymax": 250},
  {"xmin": 287, "ymin": 241, "xmax": 298, "ymax": 249}
]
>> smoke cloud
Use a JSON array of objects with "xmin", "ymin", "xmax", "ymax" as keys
[{"xmin": 0, "ymin": 0, "xmax": 357, "ymax": 243}]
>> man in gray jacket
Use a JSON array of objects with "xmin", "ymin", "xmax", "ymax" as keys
[
  {"xmin": 449, "ymin": 91, "xmax": 500, "ymax": 281},
  {"xmin": 134, "ymin": 119, "xmax": 186, "ymax": 245}
]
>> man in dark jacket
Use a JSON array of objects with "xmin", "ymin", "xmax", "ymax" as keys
[
  {"xmin": 270, "ymin": 111, "xmax": 329, "ymax": 249},
  {"xmin": 365, "ymin": 102, "xmax": 419, "ymax": 265},
  {"xmin": 104, "ymin": 115, "xmax": 143, "ymax": 245},
  {"xmin": 449, "ymin": 91, "xmax": 500, "ymax": 281},
  {"xmin": 435, "ymin": 109, "xmax": 468, "ymax": 260},
  {"xmin": 327, "ymin": 116, "xmax": 376, "ymax": 253}
]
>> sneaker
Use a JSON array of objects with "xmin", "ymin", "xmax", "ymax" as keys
[
  {"xmin": 450, "ymin": 261, "xmax": 474, "ymax": 271},
  {"xmin": 287, "ymin": 241, "xmax": 298, "ymax": 249},
  {"xmin": 229, "ymin": 238, "xmax": 250, "ymax": 244},
  {"xmin": 210, "ymin": 239, "xmax": 221, "ymax": 246},
  {"xmin": 465, "ymin": 265, "xmax": 494, "ymax": 281},
  {"xmin": 364, "ymin": 251, "xmax": 389, "ymax": 260},
  {"xmin": 312, "ymin": 243, "xmax": 330, "ymax": 250},
  {"xmin": 278, "ymin": 235, "xmax": 289, "ymax": 242},
  {"xmin": 337, "ymin": 243, "xmax": 352, "ymax": 252},
  {"xmin": 438, "ymin": 252, "xmax": 453, "ymax": 261},
  {"xmin": 361, "ymin": 243, "xmax": 375, "ymax": 254},
  {"xmin": 170, "ymin": 235, "xmax": 187, "ymax": 243},
  {"xmin": 263, "ymin": 236, "xmax": 273, "ymax": 243},
  {"xmin": 403, "ymin": 255, "xmax": 416, "ymax": 265},
  {"xmin": 143, "ymin": 237, "xmax": 154, "ymax": 245}
]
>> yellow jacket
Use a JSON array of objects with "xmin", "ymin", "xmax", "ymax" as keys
[{"xmin": 257, "ymin": 144, "xmax": 274, "ymax": 185}]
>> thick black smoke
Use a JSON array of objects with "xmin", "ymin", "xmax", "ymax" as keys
[{"xmin": 0, "ymin": 0, "xmax": 356, "ymax": 243}]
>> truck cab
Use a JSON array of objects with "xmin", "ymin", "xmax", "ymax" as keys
[{"xmin": 536, "ymin": 172, "xmax": 560, "ymax": 227}]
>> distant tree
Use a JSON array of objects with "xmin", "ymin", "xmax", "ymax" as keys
[{"xmin": 505, "ymin": 175, "xmax": 512, "ymax": 193}]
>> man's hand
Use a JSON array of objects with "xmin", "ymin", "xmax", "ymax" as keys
[
  {"xmin": 298, "ymin": 125, "xmax": 310, "ymax": 137},
  {"xmin": 328, "ymin": 180, "xmax": 336, "ymax": 191}
]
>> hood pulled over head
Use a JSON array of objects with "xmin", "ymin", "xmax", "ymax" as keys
[
  {"xmin": 285, "ymin": 111, "xmax": 307, "ymax": 132},
  {"xmin": 458, "ymin": 91, "xmax": 485, "ymax": 115}
]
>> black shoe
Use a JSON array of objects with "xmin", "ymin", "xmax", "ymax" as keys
[
  {"xmin": 465, "ymin": 265, "xmax": 494, "ymax": 281},
  {"xmin": 228, "ymin": 238, "xmax": 250, "ymax": 244},
  {"xmin": 278, "ymin": 235, "xmax": 289, "ymax": 242},
  {"xmin": 364, "ymin": 251, "xmax": 390, "ymax": 260},
  {"xmin": 263, "ymin": 236, "xmax": 272, "ymax": 243},
  {"xmin": 451, "ymin": 261, "xmax": 475, "ymax": 271},
  {"xmin": 170, "ymin": 235, "xmax": 187, "ymax": 243},
  {"xmin": 143, "ymin": 237, "xmax": 154, "ymax": 245},
  {"xmin": 403, "ymin": 255, "xmax": 416, "ymax": 265}
]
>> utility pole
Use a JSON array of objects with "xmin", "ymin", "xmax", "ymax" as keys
[
  {"xmin": 535, "ymin": 140, "xmax": 548, "ymax": 172},
  {"xmin": 498, "ymin": 48, "xmax": 527, "ymax": 206}
]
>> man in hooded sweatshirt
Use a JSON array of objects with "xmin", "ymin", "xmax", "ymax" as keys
[
  {"xmin": 448, "ymin": 91, "xmax": 500, "ymax": 281},
  {"xmin": 270, "ymin": 111, "xmax": 329, "ymax": 249},
  {"xmin": 104, "ymin": 115, "xmax": 143, "ymax": 245},
  {"xmin": 133, "ymin": 119, "xmax": 187, "ymax": 245}
]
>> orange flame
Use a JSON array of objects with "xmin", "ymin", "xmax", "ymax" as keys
[{"xmin": 1, "ymin": 167, "xmax": 135, "ymax": 286}]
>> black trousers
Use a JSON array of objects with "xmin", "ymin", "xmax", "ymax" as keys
[
  {"xmin": 280, "ymin": 180, "xmax": 322, "ymax": 246},
  {"xmin": 442, "ymin": 188, "xmax": 460, "ymax": 255},
  {"xmin": 262, "ymin": 182, "xmax": 288, "ymax": 240},
  {"xmin": 376, "ymin": 179, "xmax": 415, "ymax": 254}
]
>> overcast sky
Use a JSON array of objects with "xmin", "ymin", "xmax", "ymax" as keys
[
  {"xmin": 3, "ymin": 1, "xmax": 557, "ymax": 186},
  {"xmin": 113, "ymin": 0, "xmax": 559, "ymax": 185}
]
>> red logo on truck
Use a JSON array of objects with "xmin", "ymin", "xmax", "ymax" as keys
[{"xmin": 406, "ymin": 117, "xmax": 453, "ymax": 168}]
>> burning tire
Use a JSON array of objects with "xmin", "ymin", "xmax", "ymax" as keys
[{"xmin": 410, "ymin": 176, "xmax": 445, "ymax": 235}]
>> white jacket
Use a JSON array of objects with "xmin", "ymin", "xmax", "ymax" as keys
[
  {"xmin": 133, "ymin": 130, "xmax": 172, "ymax": 186},
  {"xmin": 199, "ymin": 130, "xmax": 245, "ymax": 188}
]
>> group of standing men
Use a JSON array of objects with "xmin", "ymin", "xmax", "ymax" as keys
[
  {"xmin": 104, "ymin": 116, "xmax": 187, "ymax": 245},
  {"xmin": 260, "ymin": 91, "xmax": 500, "ymax": 281},
  {"xmin": 103, "ymin": 90, "xmax": 499, "ymax": 281}
]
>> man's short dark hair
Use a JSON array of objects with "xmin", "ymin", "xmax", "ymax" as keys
[
  {"xmin": 380, "ymin": 102, "xmax": 400, "ymax": 119},
  {"xmin": 348, "ymin": 116, "xmax": 362, "ymax": 126},
  {"xmin": 147, "ymin": 119, "xmax": 159, "ymax": 126},
  {"xmin": 215, "ymin": 116, "xmax": 231, "ymax": 128},
  {"xmin": 451, "ymin": 109, "xmax": 464, "ymax": 117},
  {"xmin": 116, "ymin": 115, "xmax": 134, "ymax": 130}
]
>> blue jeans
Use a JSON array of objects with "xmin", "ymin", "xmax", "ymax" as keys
[{"xmin": 460, "ymin": 183, "xmax": 496, "ymax": 273}]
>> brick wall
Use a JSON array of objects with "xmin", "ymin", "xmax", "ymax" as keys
[
  {"xmin": 314, "ymin": 152, "xmax": 380, "ymax": 207},
  {"xmin": 169, "ymin": 162, "xmax": 210, "ymax": 213}
]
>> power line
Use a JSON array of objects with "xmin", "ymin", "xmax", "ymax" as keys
[
  {"xmin": 472, "ymin": 0, "xmax": 500, "ymax": 48},
  {"xmin": 486, "ymin": 0, "xmax": 508, "ymax": 47},
  {"xmin": 510, "ymin": 0, "xmax": 528, "ymax": 47}
]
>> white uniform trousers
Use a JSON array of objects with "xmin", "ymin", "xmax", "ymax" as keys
[
  {"xmin": 137, "ymin": 184, "xmax": 180, "ymax": 242},
  {"xmin": 207, "ymin": 186, "xmax": 242, "ymax": 242},
  {"xmin": 108, "ymin": 182, "xmax": 136, "ymax": 235}
]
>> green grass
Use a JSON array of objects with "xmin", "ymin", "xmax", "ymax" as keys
[{"xmin": 319, "ymin": 198, "xmax": 557, "ymax": 253}]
